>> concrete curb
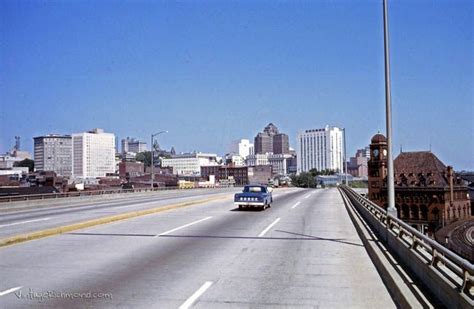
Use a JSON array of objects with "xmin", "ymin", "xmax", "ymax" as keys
[
  {"xmin": 0, "ymin": 195, "xmax": 228, "ymax": 248},
  {"xmin": 338, "ymin": 188, "xmax": 433, "ymax": 308}
]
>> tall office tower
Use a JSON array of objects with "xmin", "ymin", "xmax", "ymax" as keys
[
  {"xmin": 254, "ymin": 123, "xmax": 290, "ymax": 154},
  {"xmin": 273, "ymin": 133, "xmax": 290, "ymax": 154},
  {"xmin": 72, "ymin": 129, "xmax": 116, "ymax": 178},
  {"xmin": 33, "ymin": 135, "xmax": 73, "ymax": 176},
  {"xmin": 254, "ymin": 133, "xmax": 273, "ymax": 154},
  {"xmin": 297, "ymin": 125, "xmax": 344, "ymax": 174},
  {"xmin": 121, "ymin": 137, "xmax": 147, "ymax": 154}
]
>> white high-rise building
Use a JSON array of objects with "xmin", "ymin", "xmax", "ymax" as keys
[
  {"xmin": 34, "ymin": 135, "xmax": 72, "ymax": 176},
  {"xmin": 161, "ymin": 153, "xmax": 218, "ymax": 176},
  {"xmin": 297, "ymin": 125, "xmax": 344, "ymax": 174},
  {"xmin": 230, "ymin": 139, "xmax": 254, "ymax": 159},
  {"xmin": 72, "ymin": 129, "xmax": 116, "ymax": 178}
]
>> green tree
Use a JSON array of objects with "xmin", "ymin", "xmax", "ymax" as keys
[
  {"xmin": 320, "ymin": 169, "xmax": 336, "ymax": 175},
  {"xmin": 135, "ymin": 151, "xmax": 152, "ymax": 167},
  {"xmin": 14, "ymin": 158, "xmax": 34, "ymax": 172},
  {"xmin": 290, "ymin": 172, "xmax": 316, "ymax": 188},
  {"xmin": 309, "ymin": 168, "xmax": 319, "ymax": 177}
]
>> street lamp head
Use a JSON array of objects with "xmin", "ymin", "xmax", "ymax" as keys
[{"xmin": 152, "ymin": 130, "xmax": 168, "ymax": 137}]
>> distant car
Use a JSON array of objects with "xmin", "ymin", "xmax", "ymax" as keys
[
  {"xmin": 234, "ymin": 185, "xmax": 273, "ymax": 210},
  {"xmin": 121, "ymin": 183, "xmax": 134, "ymax": 190}
]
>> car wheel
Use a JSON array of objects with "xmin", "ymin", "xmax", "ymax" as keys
[{"xmin": 239, "ymin": 205, "xmax": 243, "ymax": 210}]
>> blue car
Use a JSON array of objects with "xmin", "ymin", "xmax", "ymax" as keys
[{"xmin": 234, "ymin": 185, "xmax": 273, "ymax": 210}]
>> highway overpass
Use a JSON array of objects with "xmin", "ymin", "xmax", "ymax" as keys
[{"xmin": 0, "ymin": 187, "xmax": 472, "ymax": 308}]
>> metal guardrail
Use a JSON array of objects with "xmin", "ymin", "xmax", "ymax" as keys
[
  {"xmin": 0, "ymin": 185, "xmax": 233, "ymax": 203},
  {"xmin": 339, "ymin": 185, "xmax": 473, "ymax": 304}
]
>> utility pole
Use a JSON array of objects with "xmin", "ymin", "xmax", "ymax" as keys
[{"xmin": 383, "ymin": 0, "xmax": 397, "ymax": 218}]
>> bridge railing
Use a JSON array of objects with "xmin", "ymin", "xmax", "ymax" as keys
[
  {"xmin": 0, "ymin": 185, "xmax": 232, "ymax": 204},
  {"xmin": 339, "ymin": 185, "xmax": 473, "ymax": 308}
]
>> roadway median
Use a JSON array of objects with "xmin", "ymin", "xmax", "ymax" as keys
[{"xmin": 0, "ymin": 195, "xmax": 229, "ymax": 248}]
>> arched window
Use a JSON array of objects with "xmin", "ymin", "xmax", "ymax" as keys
[
  {"xmin": 420, "ymin": 205, "xmax": 428, "ymax": 220},
  {"xmin": 402, "ymin": 204, "xmax": 409, "ymax": 219},
  {"xmin": 431, "ymin": 208, "xmax": 440, "ymax": 221},
  {"xmin": 411, "ymin": 205, "xmax": 419, "ymax": 220}
]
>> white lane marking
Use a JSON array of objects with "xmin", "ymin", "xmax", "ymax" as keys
[
  {"xmin": 304, "ymin": 193, "xmax": 311, "ymax": 199},
  {"xmin": 0, "ymin": 217, "xmax": 50, "ymax": 228},
  {"xmin": 258, "ymin": 218, "xmax": 281, "ymax": 237},
  {"xmin": 0, "ymin": 286, "xmax": 22, "ymax": 297},
  {"xmin": 156, "ymin": 216, "xmax": 213, "ymax": 237},
  {"xmin": 291, "ymin": 201, "xmax": 301, "ymax": 209},
  {"xmin": 179, "ymin": 281, "xmax": 213, "ymax": 309}
]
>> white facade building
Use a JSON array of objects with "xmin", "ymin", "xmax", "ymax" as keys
[
  {"xmin": 245, "ymin": 153, "xmax": 293, "ymax": 176},
  {"xmin": 227, "ymin": 154, "xmax": 245, "ymax": 167},
  {"xmin": 34, "ymin": 135, "xmax": 72, "ymax": 176},
  {"xmin": 72, "ymin": 129, "xmax": 116, "ymax": 178},
  {"xmin": 297, "ymin": 125, "xmax": 344, "ymax": 174},
  {"xmin": 230, "ymin": 139, "xmax": 254, "ymax": 159},
  {"xmin": 246, "ymin": 154, "xmax": 269, "ymax": 167},
  {"xmin": 0, "ymin": 155, "xmax": 23, "ymax": 169},
  {"xmin": 161, "ymin": 153, "xmax": 218, "ymax": 176},
  {"xmin": 268, "ymin": 153, "xmax": 293, "ymax": 176},
  {"xmin": 0, "ymin": 167, "xmax": 29, "ymax": 177}
]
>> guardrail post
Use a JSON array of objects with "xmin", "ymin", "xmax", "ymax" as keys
[
  {"xmin": 410, "ymin": 236, "xmax": 418, "ymax": 250},
  {"xmin": 462, "ymin": 270, "xmax": 473, "ymax": 295},
  {"xmin": 430, "ymin": 249, "xmax": 439, "ymax": 267}
]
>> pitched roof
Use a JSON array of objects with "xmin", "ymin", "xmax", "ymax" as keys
[{"xmin": 394, "ymin": 151, "xmax": 449, "ymax": 187}]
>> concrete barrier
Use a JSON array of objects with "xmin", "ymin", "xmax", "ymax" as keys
[{"xmin": 339, "ymin": 185, "xmax": 473, "ymax": 309}]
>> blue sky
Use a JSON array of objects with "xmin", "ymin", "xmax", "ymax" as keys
[{"xmin": 1, "ymin": 0, "xmax": 472, "ymax": 169}]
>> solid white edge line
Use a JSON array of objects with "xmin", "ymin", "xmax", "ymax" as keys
[
  {"xmin": 0, "ymin": 286, "xmax": 22, "ymax": 297},
  {"xmin": 179, "ymin": 281, "xmax": 213, "ymax": 309},
  {"xmin": 258, "ymin": 218, "xmax": 281, "ymax": 237},
  {"xmin": 156, "ymin": 216, "xmax": 213, "ymax": 237},
  {"xmin": 0, "ymin": 217, "xmax": 51, "ymax": 228},
  {"xmin": 291, "ymin": 201, "xmax": 301, "ymax": 209}
]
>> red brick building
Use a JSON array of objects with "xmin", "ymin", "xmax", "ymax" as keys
[
  {"xmin": 368, "ymin": 133, "xmax": 471, "ymax": 233},
  {"xmin": 118, "ymin": 161, "xmax": 144, "ymax": 179},
  {"xmin": 201, "ymin": 165, "xmax": 273, "ymax": 185}
]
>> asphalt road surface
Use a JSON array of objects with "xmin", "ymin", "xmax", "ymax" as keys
[{"xmin": 0, "ymin": 188, "xmax": 395, "ymax": 308}]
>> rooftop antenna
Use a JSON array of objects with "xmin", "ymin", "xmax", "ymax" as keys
[
  {"xmin": 14, "ymin": 136, "xmax": 20, "ymax": 151},
  {"xmin": 400, "ymin": 144, "xmax": 403, "ymax": 154}
]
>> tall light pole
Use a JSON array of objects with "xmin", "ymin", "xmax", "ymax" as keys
[
  {"xmin": 383, "ymin": 0, "xmax": 397, "ymax": 218},
  {"xmin": 150, "ymin": 130, "xmax": 168, "ymax": 189},
  {"xmin": 343, "ymin": 128, "xmax": 348, "ymax": 186}
]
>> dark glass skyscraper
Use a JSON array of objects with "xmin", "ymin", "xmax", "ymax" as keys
[{"xmin": 254, "ymin": 123, "xmax": 290, "ymax": 155}]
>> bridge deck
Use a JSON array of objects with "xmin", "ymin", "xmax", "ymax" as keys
[{"xmin": 0, "ymin": 188, "xmax": 395, "ymax": 308}]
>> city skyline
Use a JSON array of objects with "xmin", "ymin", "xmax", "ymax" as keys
[{"xmin": 1, "ymin": 1, "xmax": 472, "ymax": 170}]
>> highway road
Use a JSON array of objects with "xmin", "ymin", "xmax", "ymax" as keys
[
  {"xmin": 0, "ymin": 188, "xmax": 395, "ymax": 308},
  {"xmin": 0, "ymin": 188, "xmax": 239, "ymax": 238}
]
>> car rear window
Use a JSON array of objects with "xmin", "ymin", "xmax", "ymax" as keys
[{"xmin": 244, "ymin": 186, "xmax": 262, "ymax": 192}]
